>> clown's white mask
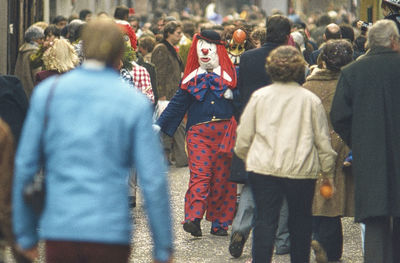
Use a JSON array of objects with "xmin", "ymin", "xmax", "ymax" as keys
[{"xmin": 197, "ymin": 39, "xmax": 219, "ymax": 70}]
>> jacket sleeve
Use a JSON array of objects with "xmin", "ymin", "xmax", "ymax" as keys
[
  {"xmin": 13, "ymin": 86, "xmax": 48, "ymax": 250},
  {"xmin": 312, "ymin": 100, "xmax": 337, "ymax": 177},
  {"xmin": 330, "ymin": 72, "xmax": 353, "ymax": 147},
  {"xmin": 156, "ymin": 88, "xmax": 191, "ymax": 137},
  {"xmin": 130, "ymin": 101, "xmax": 173, "ymax": 262},
  {"xmin": 234, "ymin": 93, "xmax": 257, "ymax": 161}
]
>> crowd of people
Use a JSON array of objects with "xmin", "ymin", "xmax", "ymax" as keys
[{"xmin": 0, "ymin": 0, "xmax": 400, "ymax": 262}]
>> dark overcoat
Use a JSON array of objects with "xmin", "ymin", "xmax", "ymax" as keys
[{"xmin": 330, "ymin": 47, "xmax": 400, "ymax": 222}]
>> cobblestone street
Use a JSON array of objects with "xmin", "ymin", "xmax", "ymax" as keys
[{"xmin": 131, "ymin": 166, "xmax": 364, "ymax": 263}]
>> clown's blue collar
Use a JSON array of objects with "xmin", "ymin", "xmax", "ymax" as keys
[{"xmin": 182, "ymin": 66, "xmax": 232, "ymax": 84}]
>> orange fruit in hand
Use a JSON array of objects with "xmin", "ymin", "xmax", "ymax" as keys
[{"xmin": 320, "ymin": 183, "xmax": 333, "ymax": 199}]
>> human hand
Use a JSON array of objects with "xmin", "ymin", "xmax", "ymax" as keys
[
  {"xmin": 223, "ymin": 89, "xmax": 233, "ymax": 100},
  {"xmin": 17, "ymin": 244, "xmax": 39, "ymax": 261}
]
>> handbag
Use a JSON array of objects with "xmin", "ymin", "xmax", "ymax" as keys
[{"xmin": 23, "ymin": 77, "xmax": 59, "ymax": 214}]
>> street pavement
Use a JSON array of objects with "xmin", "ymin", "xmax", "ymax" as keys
[{"xmin": 130, "ymin": 166, "xmax": 364, "ymax": 263}]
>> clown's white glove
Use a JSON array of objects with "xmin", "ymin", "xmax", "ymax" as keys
[
  {"xmin": 224, "ymin": 89, "xmax": 233, "ymax": 100},
  {"xmin": 152, "ymin": 124, "xmax": 161, "ymax": 133}
]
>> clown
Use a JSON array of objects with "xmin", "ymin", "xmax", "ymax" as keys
[{"xmin": 156, "ymin": 30, "xmax": 238, "ymax": 236}]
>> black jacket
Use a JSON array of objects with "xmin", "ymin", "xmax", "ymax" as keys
[{"xmin": 0, "ymin": 75, "xmax": 29, "ymax": 146}]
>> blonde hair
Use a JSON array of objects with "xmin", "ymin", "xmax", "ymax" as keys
[
  {"xmin": 43, "ymin": 38, "xmax": 79, "ymax": 73},
  {"xmin": 82, "ymin": 18, "xmax": 124, "ymax": 66},
  {"xmin": 32, "ymin": 21, "xmax": 49, "ymax": 30}
]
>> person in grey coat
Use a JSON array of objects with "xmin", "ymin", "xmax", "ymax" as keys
[{"xmin": 331, "ymin": 19, "xmax": 400, "ymax": 263}]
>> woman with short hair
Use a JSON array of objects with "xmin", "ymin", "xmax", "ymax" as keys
[{"xmin": 235, "ymin": 45, "xmax": 336, "ymax": 263}]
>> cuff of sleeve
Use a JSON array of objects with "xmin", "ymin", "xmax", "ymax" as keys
[
  {"xmin": 154, "ymin": 246, "xmax": 173, "ymax": 262},
  {"xmin": 17, "ymin": 235, "xmax": 38, "ymax": 250}
]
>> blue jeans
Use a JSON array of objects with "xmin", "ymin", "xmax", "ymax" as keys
[{"xmin": 248, "ymin": 173, "xmax": 315, "ymax": 263}]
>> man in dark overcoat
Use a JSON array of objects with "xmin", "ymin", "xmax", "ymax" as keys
[{"xmin": 331, "ymin": 19, "xmax": 400, "ymax": 263}]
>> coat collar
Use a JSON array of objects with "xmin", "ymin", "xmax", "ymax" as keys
[
  {"xmin": 366, "ymin": 46, "xmax": 398, "ymax": 57},
  {"xmin": 306, "ymin": 69, "xmax": 340, "ymax": 82}
]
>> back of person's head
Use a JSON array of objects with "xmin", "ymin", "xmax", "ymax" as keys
[
  {"xmin": 266, "ymin": 45, "xmax": 306, "ymax": 83},
  {"xmin": 79, "ymin": 9, "xmax": 92, "ymax": 21},
  {"xmin": 52, "ymin": 15, "xmax": 67, "ymax": 26},
  {"xmin": 114, "ymin": 6, "xmax": 129, "ymax": 20},
  {"xmin": 32, "ymin": 21, "xmax": 49, "ymax": 30},
  {"xmin": 250, "ymin": 27, "xmax": 267, "ymax": 46},
  {"xmin": 182, "ymin": 20, "xmax": 196, "ymax": 38},
  {"xmin": 367, "ymin": 19, "xmax": 399, "ymax": 49},
  {"xmin": 340, "ymin": 24, "xmax": 355, "ymax": 43},
  {"xmin": 163, "ymin": 21, "xmax": 181, "ymax": 39},
  {"xmin": 317, "ymin": 14, "xmax": 332, "ymax": 27},
  {"xmin": 82, "ymin": 18, "xmax": 124, "ymax": 67},
  {"xmin": 44, "ymin": 24, "xmax": 61, "ymax": 38},
  {"xmin": 354, "ymin": 35, "xmax": 367, "ymax": 52},
  {"xmin": 43, "ymin": 38, "xmax": 79, "ymax": 73},
  {"xmin": 320, "ymin": 39, "xmax": 353, "ymax": 72},
  {"xmin": 67, "ymin": 19, "xmax": 85, "ymax": 43},
  {"xmin": 266, "ymin": 15, "xmax": 291, "ymax": 45},
  {"xmin": 324, "ymin": 23, "xmax": 341, "ymax": 40},
  {"xmin": 24, "ymin": 25, "xmax": 44, "ymax": 43},
  {"xmin": 138, "ymin": 36, "xmax": 156, "ymax": 53}
]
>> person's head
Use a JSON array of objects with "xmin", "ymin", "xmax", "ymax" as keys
[
  {"xmin": 340, "ymin": 24, "xmax": 355, "ymax": 43},
  {"xmin": 79, "ymin": 9, "xmax": 92, "ymax": 22},
  {"xmin": 42, "ymin": 38, "xmax": 79, "ymax": 73},
  {"xmin": 324, "ymin": 23, "xmax": 341, "ymax": 41},
  {"xmin": 24, "ymin": 25, "xmax": 45, "ymax": 45},
  {"xmin": 320, "ymin": 39, "xmax": 353, "ymax": 72},
  {"xmin": 266, "ymin": 45, "xmax": 306, "ymax": 83},
  {"xmin": 128, "ymin": 15, "xmax": 140, "ymax": 32},
  {"xmin": 97, "ymin": 11, "xmax": 109, "ymax": 19},
  {"xmin": 157, "ymin": 17, "xmax": 166, "ymax": 33},
  {"xmin": 66, "ymin": 19, "xmax": 85, "ymax": 43},
  {"xmin": 250, "ymin": 27, "xmax": 267, "ymax": 48},
  {"xmin": 163, "ymin": 21, "xmax": 182, "ymax": 45},
  {"xmin": 182, "ymin": 20, "xmax": 196, "ymax": 39},
  {"xmin": 265, "ymin": 15, "xmax": 291, "ymax": 45},
  {"xmin": 354, "ymin": 35, "xmax": 367, "ymax": 52},
  {"xmin": 367, "ymin": 19, "xmax": 400, "ymax": 50},
  {"xmin": 32, "ymin": 21, "xmax": 48, "ymax": 30},
  {"xmin": 44, "ymin": 24, "xmax": 61, "ymax": 42},
  {"xmin": 82, "ymin": 18, "xmax": 125, "ymax": 68},
  {"xmin": 381, "ymin": 0, "xmax": 400, "ymax": 16},
  {"xmin": 114, "ymin": 6, "xmax": 130, "ymax": 21},
  {"xmin": 52, "ymin": 15, "xmax": 68, "ymax": 29},
  {"xmin": 138, "ymin": 36, "xmax": 156, "ymax": 55}
]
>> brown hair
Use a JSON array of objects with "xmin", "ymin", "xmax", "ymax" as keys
[
  {"xmin": 138, "ymin": 36, "xmax": 156, "ymax": 53},
  {"xmin": 82, "ymin": 18, "xmax": 125, "ymax": 67},
  {"xmin": 163, "ymin": 21, "xmax": 181, "ymax": 40},
  {"xmin": 266, "ymin": 45, "xmax": 306, "ymax": 83},
  {"xmin": 320, "ymin": 39, "xmax": 353, "ymax": 72}
]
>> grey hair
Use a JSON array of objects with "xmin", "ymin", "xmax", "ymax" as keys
[
  {"xmin": 24, "ymin": 25, "xmax": 45, "ymax": 43},
  {"xmin": 367, "ymin": 19, "xmax": 399, "ymax": 49}
]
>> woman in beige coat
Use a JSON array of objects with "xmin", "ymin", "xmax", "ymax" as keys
[
  {"xmin": 303, "ymin": 39, "xmax": 354, "ymax": 263},
  {"xmin": 235, "ymin": 46, "xmax": 336, "ymax": 263}
]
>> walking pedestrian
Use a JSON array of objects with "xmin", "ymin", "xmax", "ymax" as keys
[
  {"xmin": 12, "ymin": 18, "xmax": 173, "ymax": 263},
  {"xmin": 235, "ymin": 46, "xmax": 336, "ymax": 263},
  {"xmin": 331, "ymin": 19, "xmax": 400, "ymax": 263}
]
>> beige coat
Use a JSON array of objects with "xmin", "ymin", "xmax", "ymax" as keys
[
  {"xmin": 303, "ymin": 69, "xmax": 354, "ymax": 217},
  {"xmin": 14, "ymin": 42, "xmax": 41, "ymax": 99},
  {"xmin": 151, "ymin": 42, "xmax": 183, "ymax": 100},
  {"xmin": 235, "ymin": 82, "xmax": 336, "ymax": 180}
]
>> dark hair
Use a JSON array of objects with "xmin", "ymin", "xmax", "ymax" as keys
[
  {"xmin": 128, "ymin": 15, "xmax": 139, "ymax": 23},
  {"xmin": 266, "ymin": 15, "xmax": 291, "ymax": 44},
  {"xmin": 182, "ymin": 21, "xmax": 196, "ymax": 38},
  {"xmin": 325, "ymin": 24, "xmax": 341, "ymax": 40},
  {"xmin": 44, "ymin": 24, "xmax": 61, "ymax": 38},
  {"xmin": 114, "ymin": 6, "xmax": 129, "ymax": 20},
  {"xmin": 163, "ymin": 21, "xmax": 181, "ymax": 39},
  {"xmin": 250, "ymin": 27, "xmax": 267, "ymax": 45},
  {"xmin": 340, "ymin": 24, "xmax": 355, "ymax": 42},
  {"xmin": 320, "ymin": 39, "xmax": 353, "ymax": 72},
  {"xmin": 266, "ymin": 46, "xmax": 306, "ymax": 83},
  {"xmin": 353, "ymin": 35, "xmax": 367, "ymax": 53},
  {"xmin": 52, "ymin": 15, "xmax": 67, "ymax": 25},
  {"xmin": 79, "ymin": 9, "xmax": 92, "ymax": 21}
]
